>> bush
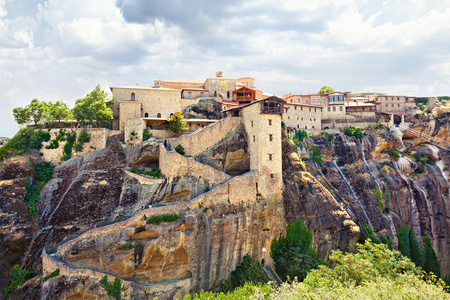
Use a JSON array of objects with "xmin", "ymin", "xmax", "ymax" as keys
[
  {"xmin": 358, "ymin": 223, "xmax": 381, "ymax": 244},
  {"xmin": 34, "ymin": 162, "xmax": 54, "ymax": 183},
  {"xmin": 43, "ymin": 269, "xmax": 60, "ymax": 281},
  {"xmin": 45, "ymin": 139, "xmax": 59, "ymax": 149},
  {"xmin": 77, "ymin": 129, "xmax": 90, "ymax": 143},
  {"xmin": 384, "ymin": 184, "xmax": 391, "ymax": 203},
  {"xmin": 4, "ymin": 264, "xmax": 32, "ymax": 296},
  {"xmin": 100, "ymin": 275, "xmax": 127, "ymax": 300},
  {"xmin": 321, "ymin": 131, "xmax": 334, "ymax": 142},
  {"xmin": 30, "ymin": 130, "xmax": 49, "ymax": 150},
  {"xmin": 166, "ymin": 111, "xmax": 187, "ymax": 133},
  {"xmin": 219, "ymin": 254, "xmax": 269, "ymax": 293},
  {"xmin": 143, "ymin": 128, "xmax": 152, "ymax": 141},
  {"xmin": 271, "ymin": 219, "xmax": 320, "ymax": 282},
  {"xmin": 119, "ymin": 242, "xmax": 132, "ymax": 250},
  {"xmin": 343, "ymin": 126, "xmax": 364, "ymax": 139},
  {"xmin": 146, "ymin": 213, "xmax": 180, "ymax": 225},
  {"xmin": 0, "ymin": 128, "xmax": 34, "ymax": 160},
  {"xmin": 308, "ymin": 145, "xmax": 323, "ymax": 166},
  {"xmin": 175, "ymin": 144, "xmax": 185, "ymax": 155}
]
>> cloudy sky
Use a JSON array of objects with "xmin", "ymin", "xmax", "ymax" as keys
[{"xmin": 1, "ymin": 0, "xmax": 449, "ymax": 137}]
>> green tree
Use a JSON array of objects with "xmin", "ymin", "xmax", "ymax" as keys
[
  {"xmin": 166, "ymin": 111, "xmax": 187, "ymax": 133},
  {"xmin": 13, "ymin": 98, "xmax": 48, "ymax": 126},
  {"xmin": 358, "ymin": 223, "xmax": 381, "ymax": 244},
  {"xmin": 219, "ymin": 254, "xmax": 269, "ymax": 293},
  {"xmin": 397, "ymin": 224, "xmax": 411, "ymax": 259},
  {"xmin": 72, "ymin": 85, "xmax": 113, "ymax": 127},
  {"xmin": 318, "ymin": 85, "xmax": 334, "ymax": 94},
  {"xmin": 423, "ymin": 234, "xmax": 441, "ymax": 278},
  {"xmin": 48, "ymin": 100, "xmax": 71, "ymax": 125},
  {"xmin": 409, "ymin": 230, "xmax": 424, "ymax": 268},
  {"xmin": 271, "ymin": 219, "xmax": 320, "ymax": 281}
]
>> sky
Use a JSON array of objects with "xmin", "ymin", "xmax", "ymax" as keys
[{"xmin": 1, "ymin": 0, "xmax": 449, "ymax": 137}]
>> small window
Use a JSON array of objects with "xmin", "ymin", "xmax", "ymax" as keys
[
  {"xmin": 297, "ymin": 117, "xmax": 298, "ymax": 120},
  {"xmin": 297, "ymin": 125, "xmax": 299, "ymax": 129},
  {"xmin": 227, "ymin": 91, "xmax": 230, "ymax": 99},
  {"xmin": 333, "ymin": 107, "xmax": 336, "ymax": 111},
  {"xmin": 315, "ymin": 108, "xmax": 317, "ymax": 112},
  {"xmin": 340, "ymin": 106, "xmax": 343, "ymax": 111},
  {"xmin": 251, "ymin": 120, "xmax": 253, "ymax": 127},
  {"xmin": 187, "ymin": 92, "xmax": 192, "ymax": 97},
  {"xmin": 269, "ymin": 134, "xmax": 273, "ymax": 141},
  {"xmin": 305, "ymin": 126, "xmax": 308, "ymax": 129},
  {"xmin": 269, "ymin": 119, "xmax": 272, "ymax": 126},
  {"xmin": 295, "ymin": 106, "xmax": 297, "ymax": 110},
  {"xmin": 328, "ymin": 107, "xmax": 331, "ymax": 112},
  {"xmin": 189, "ymin": 123, "xmax": 192, "ymax": 127},
  {"xmin": 291, "ymin": 100, "xmax": 293, "ymax": 103},
  {"xmin": 269, "ymin": 154, "xmax": 273, "ymax": 161},
  {"xmin": 312, "ymin": 126, "xmax": 315, "ymax": 129},
  {"xmin": 270, "ymin": 174, "xmax": 274, "ymax": 179},
  {"xmin": 301, "ymin": 107, "xmax": 303, "ymax": 111},
  {"xmin": 288, "ymin": 116, "xmax": 290, "ymax": 119},
  {"xmin": 144, "ymin": 112, "xmax": 148, "ymax": 117},
  {"xmin": 200, "ymin": 92, "xmax": 204, "ymax": 97},
  {"xmin": 310, "ymin": 118, "xmax": 312, "ymax": 121},
  {"xmin": 157, "ymin": 113, "xmax": 161, "ymax": 118},
  {"xmin": 131, "ymin": 93, "xmax": 135, "ymax": 100},
  {"xmin": 314, "ymin": 118, "xmax": 316, "ymax": 121},
  {"xmin": 309, "ymin": 108, "xmax": 311, "ymax": 112},
  {"xmin": 253, "ymin": 135, "xmax": 255, "ymax": 142}
]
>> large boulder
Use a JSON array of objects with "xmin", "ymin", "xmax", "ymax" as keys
[{"xmin": 182, "ymin": 99, "xmax": 222, "ymax": 120}]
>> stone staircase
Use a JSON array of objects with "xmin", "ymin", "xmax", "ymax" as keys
[{"xmin": 398, "ymin": 124, "xmax": 450, "ymax": 149}]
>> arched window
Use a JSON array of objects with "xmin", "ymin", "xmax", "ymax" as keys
[
  {"xmin": 131, "ymin": 93, "xmax": 135, "ymax": 100},
  {"xmin": 170, "ymin": 113, "xmax": 173, "ymax": 117},
  {"xmin": 144, "ymin": 112, "xmax": 148, "ymax": 117},
  {"xmin": 214, "ymin": 91, "xmax": 217, "ymax": 97},
  {"xmin": 157, "ymin": 113, "xmax": 161, "ymax": 118},
  {"xmin": 227, "ymin": 91, "xmax": 230, "ymax": 99}
]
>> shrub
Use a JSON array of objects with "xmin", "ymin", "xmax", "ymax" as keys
[
  {"xmin": 423, "ymin": 234, "xmax": 441, "ymax": 278},
  {"xmin": 343, "ymin": 126, "xmax": 364, "ymax": 139},
  {"xmin": 45, "ymin": 139, "xmax": 59, "ymax": 149},
  {"xmin": 416, "ymin": 168, "xmax": 425, "ymax": 174},
  {"xmin": 43, "ymin": 269, "xmax": 60, "ymax": 281},
  {"xmin": 77, "ymin": 129, "xmax": 90, "ymax": 143},
  {"xmin": 146, "ymin": 215, "xmax": 163, "ymax": 225},
  {"xmin": 119, "ymin": 242, "xmax": 132, "ymax": 250},
  {"xmin": 166, "ymin": 111, "xmax": 187, "ymax": 133},
  {"xmin": 74, "ymin": 143, "xmax": 83, "ymax": 152},
  {"xmin": 175, "ymin": 144, "xmax": 185, "ymax": 155},
  {"xmin": 4, "ymin": 264, "xmax": 32, "ymax": 296},
  {"xmin": 34, "ymin": 162, "xmax": 54, "ymax": 183},
  {"xmin": 143, "ymin": 128, "xmax": 152, "ymax": 141},
  {"xmin": 162, "ymin": 213, "xmax": 180, "ymax": 222},
  {"xmin": 384, "ymin": 184, "xmax": 391, "ymax": 204},
  {"xmin": 219, "ymin": 254, "xmax": 269, "ymax": 293},
  {"xmin": 321, "ymin": 130, "xmax": 334, "ymax": 142},
  {"xmin": 358, "ymin": 223, "xmax": 381, "ymax": 244},
  {"xmin": 271, "ymin": 219, "xmax": 320, "ymax": 281},
  {"xmin": 100, "ymin": 275, "xmax": 127, "ymax": 300},
  {"xmin": 308, "ymin": 145, "xmax": 323, "ymax": 166},
  {"xmin": 0, "ymin": 128, "xmax": 34, "ymax": 160}
]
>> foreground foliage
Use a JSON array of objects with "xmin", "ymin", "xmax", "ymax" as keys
[
  {"xmin": 166, "ymin": 111, "xmax": 187, "ymax": 133},
  {"xmin": 218, "ymin": 254, "xmax": 269, "ymax": 293},
  {"xmin": 100, "ymin": 275, "xmax": 127, "ymax": 300},
  {"xmin": 185, "ymin": 240, "xmax": 449, "ymax": 299},
  {"xmin": 4, "ymin": 265, "xmax": 32, "ymax": 296},
  {"xmin": 270, "ymin": 219, "xmax": 320, "ymax": 282}
]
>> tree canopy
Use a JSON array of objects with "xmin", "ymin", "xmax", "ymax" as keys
[
  {"xmin": 13, "ymin": 98, "xmax": 48, "ymax": 126},
  {"xmin": 166, "ymin": 111, "xmax": 187, "ymax": 133},
  {"xmin": 72, "ymin": 85, "xmax": 113, "ymax": 127},
  {"xmin": 318, "ymin": 85, "xmax": 334, "ymax": 94}
]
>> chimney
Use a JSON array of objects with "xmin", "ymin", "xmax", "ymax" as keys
[{"xmin": 216, "ymin": 71, "xmax": 223, "ymax": 77}]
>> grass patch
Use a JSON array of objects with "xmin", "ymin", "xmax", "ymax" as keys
[
  {"xmin": 146, "ymin": 213, "xmax": 180, "ymax": 225},
  {"xmin": 43, "ymin": 269, "xmax": 60, "ymax": 281}
]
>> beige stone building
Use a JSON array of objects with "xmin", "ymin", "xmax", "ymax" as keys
[
  {"xmin": 224, "ymin": 96, "xmax": 284, "ymax": 198},
  {"xmin": 344, "ymin": 99, "xmax": 377, "ymax": 120},
  {"xmin": 283, "ymin": 103, "xmax": 322, "ymax": 130},
  {"xmin": 366, "ymin": 95, "xmax": 416, "ymax": 112},
  {"xmin": 111, "ymin": 85, "xmax": 182, "ymax": 131}
]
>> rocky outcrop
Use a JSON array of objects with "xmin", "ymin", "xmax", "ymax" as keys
[
  {"xmin": 195, "ymin": 124, "xmax": 250, "ymax": 176},
  {"xmin": 182, "ymin": 99, "xmax": 222, "ymax": 120}
]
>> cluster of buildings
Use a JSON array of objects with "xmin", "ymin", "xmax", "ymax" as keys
[{"xmin": 111, "ymin": 71, "xmax": 417, "ymax": 136}]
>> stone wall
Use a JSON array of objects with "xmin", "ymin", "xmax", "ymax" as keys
[
  {"xmin": 283, "ymin": 104, "xmax": 322, "ymax": 130},
  {"xmin": 124, "ymin": 118, "xmax": 144, "ymax": 147},
  {"xmin": 40, "ymin": 128, "xmax": 109, "ymax": 164},
  {"xmin": 159, "ymin": 144, "xmax": 231, "ymax": 184},
  {"xmin": 119, "ymin": 101, "xmax": 141, "ymax": 131},
  {"xmin": 322, "ymin": 121, "xmax": 376, "ymax": 129},
  {"xmin": 170, "ymin": 117, "xmax": 243, "ymax": 156}
]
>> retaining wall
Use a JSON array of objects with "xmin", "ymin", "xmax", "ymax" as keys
[
  {"xmin": 159, "ymin": 144, "xmax": 231, "ymax": 184},
  {"xmin": 170, "ymin": 117, "xmax": 243, "ymax": 156}
]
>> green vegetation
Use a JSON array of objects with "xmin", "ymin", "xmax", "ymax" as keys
[
  {"xmin": 143, "ymin": 128, "xmax": 152, "ymax": 141},
  {"xmin": 146, "ymin": 213, "xmax": 180, "ymax": 225},
  {"xmin": 43, "ymin": 269, "xmax": 60, "ymax": 281},
  {"xmin": 0, "ymin": 128, "xmax": 34, "ymax": 159},
  {"xmin": 72, "ymin": 85, "xmax": 113, "ymax": 127},
  {"xmin": 100, "ymin": 275, "xmax": 127, "ymax": 300},
  {"xmin": 185, "ymin": 240, "xmax": 448, "ymax": 300},
  {"xmin": 166, "ymin": 111, "xmax": 187, "ymax": 133},
  {"xmin": 74, "ymin": 129, "xmax": 90, "ymax": 152},
  {"xmin": 343, "ymin": 126, "xmax": 365, "ymax": 139},
  {"xmin": 413, "ymin": 152, "xmax": 436, "ymax": 165},
  {"xmin": 119, "ymin": 242, "xmax": 133, "ymax": 250},
  {"xmin": 358, "ymin": 223, "xmax": 381, "ymax": 244},
  {"xmin": 397, "ymin": 225, "xmax": 441, "ymax": 278},
  {"xmin": 308, "ymin": 145, "xmax": 323, "ymax": 166},
  {"xmin": 270, "ymin": 219, "xmax": 320, "ymax": 282},
  {"xmin": 24, "ymin": 161, "xmax": 54, "ymax": 215},
  {"xmin": 321, "ymin": 130, "xmax": 334, "ymax": 142},
  {"xmin": 318, "ymin": 85, "xmax": 334, "ymax": 94},
  {"xmin": 13, "ymin": 99, "xmax": 71, "ymax": 127},
  {"xmin": 218, "ymin": 254, "xmax": 269, "ymax": 293},
  {"xmin": 130, "ymin": 167, "xmax": 162, "ymax": 178},
  {"xmin": 4, "ymin": 264, "xmax": 32, "ymax": 296},
  {"xmin": 175, "ymin": 144, "xmax": 185, "ymax": 155},
  {"xmin": 415, "ymin": 97, "xmax": 430, "ymax": 106},
  {"xmin": 29, "ymin": 129, "xmax": 51, "ymax": 150},
  {"xmin": 61, "ymin": 130, "xmax": 77, "ymax": 161}
]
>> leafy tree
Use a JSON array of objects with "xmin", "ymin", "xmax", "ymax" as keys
[
  {"xmin": 423, "ymin": 234, "xmax": 441, "ymax": 278},
  {"xmin": 166, "ymin": 111, "xmax": 187, "ymax": 133},
  {"xmin": 48, "ymin": 100, "xmax": 70, "ymax": 125},
  {"xmin": 13, "ymin": 98, "xmax": 48, "ymax": 126},
  {"xmin": 397, "ymin": 224, "xmax": 411, "ymax": 259},
  {"xmin": 343, "ymin": 126, "xmax": 364, "ymax": 139},
  {"xmin": 100, "ymin": 275, "xmax": 127, "ymax": 300},
  {"xmin": 143, "ymin": 128, "xmax": 152, "ymax": 141},
  {"xmin": 219, "ymin": 254, "xmax": 269, "ymax": 293},
  {"xmin": 308, "ymin": 145, "xmax": 323, "ymax": 166},
  {"xmin": 409, "ymin": 230, "xmax": 424, "ymax": 268},
  {"xmin": 72, "ymin": 85, "xmax": 113, "ymax": 127},
  {"xmin": 271, "ymin": 219, "xmax": 320, "ymax": 281},
  {"xmin": 318, "ymin": 85, "xmax": 334, "ymax": 94}
]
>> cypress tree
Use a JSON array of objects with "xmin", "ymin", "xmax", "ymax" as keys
[
  {"xmin": 408, "ymin": 229, "xmax": 424, "ymax": 268},
  {"xmin": 397, "ymin": 224, "xmax": 411, "ymax": 259},
  {"xmin": 423, "ymin": 234, "xmax": 441, "ymax": 278}
]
